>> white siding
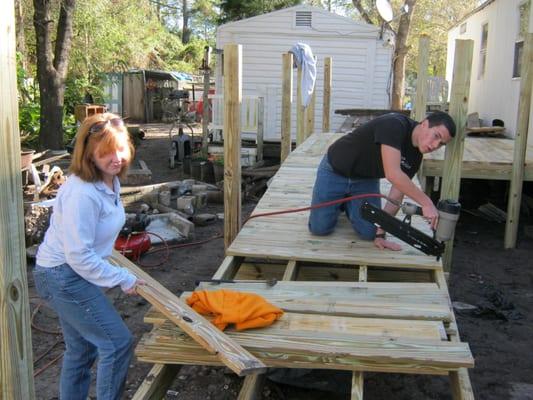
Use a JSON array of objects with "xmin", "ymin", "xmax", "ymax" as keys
[
  {"xmin": 215, "ymin": 5, "xmax": 393, "ymax": 141},
  {"xmin": 446, "ymin": 0, "xmax": 531, "ymax": 138}
]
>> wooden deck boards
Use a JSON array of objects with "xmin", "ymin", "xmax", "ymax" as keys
[
  {"xmin": 228, "ymin": 133, "xmax": 441, "ymax": 270},
  {"xmin": 182, "ymin": 281, "xmax": 453, "ymax": 321},
  {"xmin": 420, "ymin": 136, "xmax": 533, "ymax": 181}
]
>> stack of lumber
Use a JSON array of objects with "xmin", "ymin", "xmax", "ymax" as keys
[{"xmin": 136, "ymin": 281, "xmax": 473, "ymax": 375}]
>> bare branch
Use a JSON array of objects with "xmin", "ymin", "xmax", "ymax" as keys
[{"xmin": 351, "ymin": 0, "xmax": 375, "ymax": 25}]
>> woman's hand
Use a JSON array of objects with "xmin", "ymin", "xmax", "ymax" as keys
[{"xmin": 123, "ymin": 279, "xmax": 147, "ymax": 295}]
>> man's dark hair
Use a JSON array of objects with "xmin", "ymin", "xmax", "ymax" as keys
[{"xmin": 425, "ymin": 111, "xmax": 456, "ymax": 138}]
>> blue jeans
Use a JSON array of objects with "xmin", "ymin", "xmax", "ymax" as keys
[
  {"xmin": 308, "ymin": 155, "xmax": 380, "ymax": 240},
  {"xmin": 33, "ymin": 263, "xmax": 133, "ymax": 400}
]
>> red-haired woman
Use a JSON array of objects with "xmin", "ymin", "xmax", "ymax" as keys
[{"xmin": 33, "ymin": 113, "xmax": 142, "ymax": 400}]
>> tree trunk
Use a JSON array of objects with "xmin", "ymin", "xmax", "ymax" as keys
[
  {"xmin": 391, "ymin": 0, "xmax": 416, "ymax": 109},
  {"xmin": 39, "ymin": 77, "xmax": 65, "ymax": 149},
  {"xmin": 182, "ymin": 0, "xmax": 191, "ymax": 44},
  {"xmin": 15, "ymin": 0, "xmax": 27, "ymax": 71},
  {"xmin": 33, "ymin": 0, "xmax": 76, "ymax": 150}
]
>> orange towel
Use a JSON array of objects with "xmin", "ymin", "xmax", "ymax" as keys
[{"xmin": 186, "ymin": 289, "xmax": 284, "ymax": 331}]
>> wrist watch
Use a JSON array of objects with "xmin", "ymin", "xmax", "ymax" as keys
[{"xmin": 375, "ymin": 232, "xmax": 386, "ymax": 239}]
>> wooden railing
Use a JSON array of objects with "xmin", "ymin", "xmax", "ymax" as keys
[{"xmin": 209, "ymin": 94, "xmax": 261, "ymax": 134}]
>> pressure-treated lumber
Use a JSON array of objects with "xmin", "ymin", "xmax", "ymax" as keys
[
  {"xmin": 212, "ymin": 255, "xmax": 244, "ymax": 280},
  {"xmin": 414, "ymin": 35, "xmax": 430, "ymax": 122},
  {"xmin": 296, "ymin": 66, "xmax": 305, "ymax": 146},
  {"xmin": 137, "ymin": 323, "xmax": 473, "ymax": 374},
  {"xmin": 281, "ymin": 53, "xmax": 293, "ymax": 162},
  {"xmin": 110, "ymin": 251, "xmax": 266, "ymax": 376},
  {"xmin": 235, "ymin": 261, "xmax": 434, "ymax": 283},
  {"xmin": 131, "ymin": 364, "xmax": 180, "ymax": 400},
  {"xmin": 305, "ymin": 78, "xmax": 316, "ymax": 138},
  {"xmin": 186, "ymin": 281, "xmax": 453, "ymax": 321},
  {"xmin": 505, "ymin": 8, "xmax": 533, "ymax": 248},
  {"xmin": 237, "ymin": 374, "xmax": 265, "ymax": 400},
  {"xmin": 440, "ymin": 39, "xmax": 474, "ymax": 272},
  {"xmin": 434, "ymin": 269, "xmax": 475, "ymax": 400},
  {"xmin": 420, "ymin": 138, "xmax": 533, "ymax": 180},
  {"xmin": 282, "ymin": 260, "xmax": 298, "ymax": 281},
  {"xmin": 351, "ymin": 372, "xmax": 364, "ymax": 400},
  {"xmin": 236, "ymin": 257, "xmax": 300, "ymax": 399},
  {"xmin": 0, "ymin": 2, "xmax": 35, "ymax": 398},
  {"xmin": 223, "ymin": 44, "xmax": 242, "ymax": 250},
  {"xmin": 256, "ymin": 97, "xmax": 264, "ymax": 162},
  {"xmin": 228, "ymin": 134, "xmax": 441, "ymax": 270},
  {"xmin": 201, "ymin": 46, "xmax": 211, "ymax": 158},
  {"xmin": 322, "ymin": 57, "xmax": 332, "ymax": 133},
  {"xmin": 145, "ymin": 310, "xmax": 446, "ymax": 345}
]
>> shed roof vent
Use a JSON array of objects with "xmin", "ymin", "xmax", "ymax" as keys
[{"xmin": 295, "ymin": 11, "xmax": 312, "ymax": 27}]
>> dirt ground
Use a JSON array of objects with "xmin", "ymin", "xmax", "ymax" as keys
[{"xmin": 28, "ymin": 129, "xmax": 533, "ymax": 399}]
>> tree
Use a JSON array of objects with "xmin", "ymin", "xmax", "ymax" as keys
[
  {"xmin": 405, "ymin": 0, "xmax": 478, "ymax": 77},
  {"xmin": 219, "ymin": 0, "xmax": 301, "ymax": 23},
  {"xmin": 190, "ymin": 0, "xmax": 218, "ymax": 40},
  {"xmin": 352, "ymin": 0, "xmax": 416, "ymax": 109},
  {"xmin": 15, "ymin": 0, "xmax": 27, "ymax": 71},
  {"xmin": 182, "ymin": 0, "xmax": 191, "ymax": 43},
  {"xmin": 33, "ymin": 0, "xmax": 76, "ymax": 150},
  {"xmin": 351, "ymin": 0, "xmax": 479, "ymax": 108}
]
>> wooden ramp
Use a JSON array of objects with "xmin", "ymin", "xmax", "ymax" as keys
[{"xmin": 134, "ymin": 133, "xmax": 475, "ymax": 399}]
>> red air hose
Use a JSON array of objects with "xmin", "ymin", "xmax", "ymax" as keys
[{"xmin": 246, "ymin": 193, "xmax": 399, "ymax": 222}]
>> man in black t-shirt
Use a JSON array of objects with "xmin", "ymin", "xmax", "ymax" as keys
[{"xmin": 308, "ymin": 111, "xmax": 456, "ymax": 251}]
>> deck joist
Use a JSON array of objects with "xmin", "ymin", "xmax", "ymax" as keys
[{"xmin": 134, "ymin": 133, "xmax": 475, "ymax": 399}]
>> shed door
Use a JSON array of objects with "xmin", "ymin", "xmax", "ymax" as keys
[{"xmin": 123, "ymin": 73, "xmax": 145, "ymax": 122}]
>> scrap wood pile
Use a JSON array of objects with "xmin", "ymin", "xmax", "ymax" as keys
[
  {"xmin": 22, "ymin": 146, "xmax": 224, "ymax": 259},
  {"xmin": 25, "ymin": 177, "xmax": 224, "ymax": 259},
  {"xmin": 242, "ymin": 164, "xmax": 279, "ymax": 201}
]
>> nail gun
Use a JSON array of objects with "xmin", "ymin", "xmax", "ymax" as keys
[{"xmin": 360, "ymin": 199, "xmax": 461, "ymax": 259}]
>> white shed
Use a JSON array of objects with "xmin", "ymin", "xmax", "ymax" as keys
[
  {"xmin": 212, "ymin": 5, "xmax": 394, "ymax": 141},
  {"xmin": 446, "ymin": 0, "xmax": 532, "ymax": 138}
]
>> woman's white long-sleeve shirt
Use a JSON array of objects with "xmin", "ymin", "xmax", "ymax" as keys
[{"xmin": 36, "ymin": 175, "xmax": 136, "ymax": 291}]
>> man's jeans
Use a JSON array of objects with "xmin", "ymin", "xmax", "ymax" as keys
[
  {"xmin": 308, "ymin": 155, "xmax": 380, "ymax": 240},
  {"xmin": 33, "ymin": 263, "xmax": 133, "ymax": 400}
]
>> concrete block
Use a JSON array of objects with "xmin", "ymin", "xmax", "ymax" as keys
[
  {"xmin": 177, "ymin": 195, "xmax": 195, "ymax": 215},
  {"xmin": 193, "ymin": 192, "xmax": 207, "ymax": 210}
]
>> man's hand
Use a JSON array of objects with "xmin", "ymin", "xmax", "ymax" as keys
[
  {"xmin": 421, "ymin": 202, "xmax": 439, "ymax": 230},
  {"xmin": 374, "ymin": 237, "xmax": 402, "ymax": 251}
]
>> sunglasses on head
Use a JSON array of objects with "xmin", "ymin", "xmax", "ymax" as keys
[{"xmin": 88, "ymin": 117, "xmax": 124, "ymax": 134}]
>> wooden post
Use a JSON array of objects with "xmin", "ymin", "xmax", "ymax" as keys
[
  {"xmin": 414, "ymin": 35, "xmax": 430, "ymax": 122},
  {"xmin": 256, "ymin": 97, "xmax": 264, "ymax": 163},
  {"xmin": 505, "ymin": 7, "xmax": 533, "ymax": 248},
  {"xmin": 440, "ymin": 40, "xmax": 474, "ymax": 272},
  {"xmin": 223, "ymin": 44, "xmax": 242, "ymax": 250},
  {"xmin": 322, "ymin": 57, "xmax": 332, "ymax": 133},
  {"xmin": 201, "ymin": 46, "xmax": 212, "ymax": 159},
  {"xmin": 296, "ymin": 66, "xmax": 305, "ymax": 146},
  {"xmin": 305, "ymin": 79, "xmax": 316, "ymax": 138},
  {"xmin": 0, "ymin": 1, "xmax": 36, "ymax": 398},
  {"xmin": 281, "ymin": 53, "xmax": 293, "ymax": 162},
  {"xmin": 132, "ymin": 364, "xmax": 180, "ymax": 400}
]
